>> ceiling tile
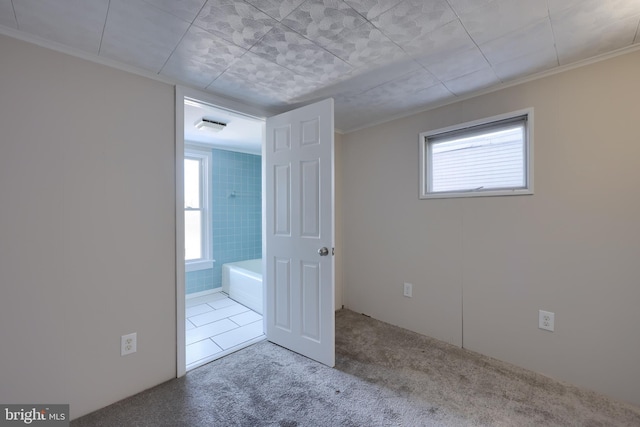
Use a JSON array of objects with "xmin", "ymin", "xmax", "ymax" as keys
[
  {"xmin": 336, "ymin": 83, "xmax": 452, "ymax": 130},
  {"xmin": 244, "ymin": 0, "xmax": 306, "ymax": 21},
  {"xmin": 398, "ymin": 19, "xmax": 475, "ymax": 58},
  {"xmin": 554, "ymin": 15, "xmax": 639, "ymax": 65},
  {"xmin": 249, "ymin": 24, "xmax": 352, "ymax": 83},
  {"xmin": 492, "ymin": 46, "xmax": 558, "ymax": 81},
  {"xmin": 160, "ymin": 55, "xmax": 225, "ymax": 88},
  {"xmin": 280, "ymin": 0, "xmax": 367, "ymax": 47},
  {"xmin": 141, "ymin": 0, "xmax": 206, "ymax": 23},
  {"xmin": 421, "ymin": 46, "xmax": 490, "ymax": 81},
  {"xmin": 447, "ymin": 0, "xmax": 493, "ymax": 15},
  {"xmin": 480, "ymin": 18, "xmax": 555, "ymax": 66},
  {"xmin": 399, "ymin": 83, "xmax": 453, "ymax": 108},
  {"xmin": 208, "ymin": 72, "xmax": 289, "ymax": 108},
  {"xmin": 194, "ymin": 0, "xmax": 277, "ymax": 49},
  {"xmin": 0, "ymin": 0, "xmax": 17, "ymax": 28},
  {"xmin": 343, "ymin": 0, "xmax": 404, "ymax": 21},
  {"xmin": 353, "ymin": 68, "xmax": 440, "ymax": 106},
  {"xmin": 159, "ymin": 25, "xmax": 246, "ymax": 87},
  {"xmin": 548, "ymin": 0, "xmax": 640, "ymax": 21},
  {"xmin": 458, "ymin": 0, "xmax": 549, "ymax": 45},
  {"xmin": 167, "ymin": 25, "xmax": 246, "ymax": 68},
  {"xmin": 371, "ymin": 0, "xmax": 457, "ymax": 45},
  {"xmin": 13, "ymin": 0, "xmax": 108, "ymax": 53},
  {"xmin": 324, "ymin": 22, "xmax": 408, "ymax": 68},
  {"xmin": 210, "ymin": 51, "xmax": 322, "ymax": 102},
  {"xmin": 101, "ymin": 0, "xmax": 189, "ymax": 71},
  {"xmin": 443, "ymin": 67, "xmax": 501, "ymax": 96},
  {"xmin": 300, "ymin": 57, "xmax": 423, "ymax": 102}
]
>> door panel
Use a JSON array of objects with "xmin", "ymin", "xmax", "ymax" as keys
[{"xmin": 265, "ymin": 98, "xmax": 335, "ymax": 367}]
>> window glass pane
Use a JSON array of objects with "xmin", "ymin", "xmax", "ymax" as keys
[
  {"xmin": 184, "ymin": 158, "xmax": 201, "ymax": 209},
  {"xmin": 184, "ymin": 210, "xmax": 202, "ymax": 260},
  {"xmin": 430, "ymin": 124, "xmax": 525, "ymax": 193}
]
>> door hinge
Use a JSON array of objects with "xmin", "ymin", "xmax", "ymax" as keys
[{"xmin": 332, "ymin": 247, "xmax": 335, "ymax": 256}]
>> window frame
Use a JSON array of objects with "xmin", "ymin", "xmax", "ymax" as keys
[
  {"xmin": 419, "ymin": 108, "xmax": 534, "ymax": 199},
  {"xmin": 184, "ymin": 146, "xmax": 213, "ymax": 272}
]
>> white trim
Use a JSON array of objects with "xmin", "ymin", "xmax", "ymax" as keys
[
  {"xmin": 180, "ymin": 86, "xmax": 269, "ymax": 122},
  {"xmin": 185, "ymin": 288, "xmax": 222, "ymax": 300},
  {"xmin": 185, "ymin": 139, "xmax": 261, "ymax": 156},
  {"xmin": 176, "ymin": 87, "xmax": 186, "ymax": 378},
  {"xmin": 185, "ymin": 260, "xmax": 215, "ymax": 272},
  {"xmin": 419, "ymin": 108, "xmax": 534, "ymax": 200}
]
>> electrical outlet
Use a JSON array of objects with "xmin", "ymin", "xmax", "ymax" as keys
[
  {"xmin": 539, "ymin": 310, "xmax": 555, "ymax": 332},
  {"xmin": 121, "ymin": 333, "xmax": 137, "ymax": 356},
  {"xmin": 403, "ymin": 282, "xmax": 413, "ymax": 298}
]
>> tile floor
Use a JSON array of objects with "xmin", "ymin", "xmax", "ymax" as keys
[{"xmin": 186, "ymin": 291, "xmax": 264, "ymax": 370}]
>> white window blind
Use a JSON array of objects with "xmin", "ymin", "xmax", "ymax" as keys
[{"xmin": 420, "ymin": 111, "xmax": 533, "ymax": 199}]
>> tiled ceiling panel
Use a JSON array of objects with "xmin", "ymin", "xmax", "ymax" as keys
[
  {"xmin": 419, "ymin": 46, "xmax": 489, "ymax": 82},
  {"xmin": 492, "ymin": 46, "xmax": 558, "ymax": 82},
  {"xmin": 163, "ymin": 25, "xmax": 247, "ymax": 70},
  {"xmin": 2, "ymin": 0, "xmax": 639, "ymax": 131},
  {"xmin": 479, "ymin": 18, "xmax": 556, "ymax": 66},
  {"xmin": 249, "ymin": 23, "xmax": 352, "ymax": 82},
  {"xmin": 371, "ymin": 0, "xmax": 457, "ymax": 45},
  {"xmin": 0, "ymin": 0, "xmax": 16, "ymax": 28},
  {"xmin": 194, "ymin": 0, "xmax": 277, "ymax": 49},
  {"xmin": 13, "ymin": 0, "xmax": 108, "ymax": 53},
  {"xmin": 100, "ymin": 0, "xmax": 189, "ymax": 71},
  {"xmin": 443, "ymin": 67, "xmax": 500, "ymax": 96},
  {"xmin": 141, "ymin": 0, "xmax": 207, "ymax": 23},
  {"xmin": 322, "ymin": 23, "xmax": 407, "ymax": 69},
  {"xmin": 457, "ymin": 0, "xmax": 549, "ymax": 45},
  {"xmin": 210, "ymin": 51, "xmax": 322, "ymax": 102},
  {"xmin": 280, "ymin": 0, "xmax": 367, "ymax": 46},
  {"xmin": 244, "ymin": 0, "xmax": 306, "ymax": 21}
]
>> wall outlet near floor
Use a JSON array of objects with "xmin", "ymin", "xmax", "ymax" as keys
[
  {"xmin": 403, "ymin": 282, "xmax": 413, "ymax": 298},
  {"xmin": 539, "ymin": 310, "xmax": 555, "ymax": 332},
  {"xmin": 121, "ymin": 332, "xmax": 137, "ymax": 356}
]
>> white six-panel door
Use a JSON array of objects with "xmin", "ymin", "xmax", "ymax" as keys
[{"xmin": 265, "ymin": 98, "xmax": 335, "ymax": 367}]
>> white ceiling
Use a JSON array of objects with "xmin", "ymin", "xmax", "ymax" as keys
[{"xmin": 1, "ymin": 0, "xmax": 639, "ymax": 132}]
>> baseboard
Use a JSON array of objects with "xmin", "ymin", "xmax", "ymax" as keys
[{"xmin": 186, "ymin": 288, "xmax": 223, "ymax": 300}]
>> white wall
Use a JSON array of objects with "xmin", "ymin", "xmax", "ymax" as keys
[
  {"xmin": 341, "ymin": 49, "xmax": 640, "ymax": 406},
  {"xmin": 0, "ymin": 35, "xmax": 176, "ymax": 419}
]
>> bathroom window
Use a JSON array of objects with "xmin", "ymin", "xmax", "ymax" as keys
[
  {"xmin": 419, "ymin": 109, "xmax": 533, "ymax": 199},
  {"xmin": 184, "ymin": 147, "xmax": 212, "ymax": 268}
]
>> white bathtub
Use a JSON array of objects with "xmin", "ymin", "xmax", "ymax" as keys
[{"xmin": 222, "ymin": 258, "xmax": 263, "ymax": 315}]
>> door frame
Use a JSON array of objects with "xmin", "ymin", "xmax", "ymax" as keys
[{"xmin": 175, "ymin": 86, "xmax": 272, "ymax": 377}]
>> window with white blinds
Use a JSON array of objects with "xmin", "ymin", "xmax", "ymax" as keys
[{"xmin": 419, "ymin": 110, "xmax": 533, "ymax": 199}]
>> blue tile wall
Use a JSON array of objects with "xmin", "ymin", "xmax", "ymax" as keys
[
  {"xmin": 185, "ymin": 148, "xmax": 262, "ymax": 295},
  {"xmin": 185, "ymin": 268, "xmax": 214, "ymax": 294}
]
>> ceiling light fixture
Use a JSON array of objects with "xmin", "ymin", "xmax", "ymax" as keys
[{"xmin": 194, "ymin": 117, "xmax": 227, "ymax": 132}]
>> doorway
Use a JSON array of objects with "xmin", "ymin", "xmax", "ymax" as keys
[
  {"xmin": 182, "ymin": 97, "xmax": 266, "ymax": 371},
  {"xmin": 175, "ymin": 88, "xmax": 336, "ymax": 377}
]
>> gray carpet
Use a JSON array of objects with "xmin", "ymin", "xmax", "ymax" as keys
[{"xmin": 72, "ymin": 309, "xmax": 640, "ymax": 426}]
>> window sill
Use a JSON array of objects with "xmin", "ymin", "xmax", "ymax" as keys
[
  {"xmin": 420, "ymin": 188, "xmax": 533, "ymax": 199},
  {"xmin": 185, "ymin": 260, "xmax": 215, "ymax": 272}
]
